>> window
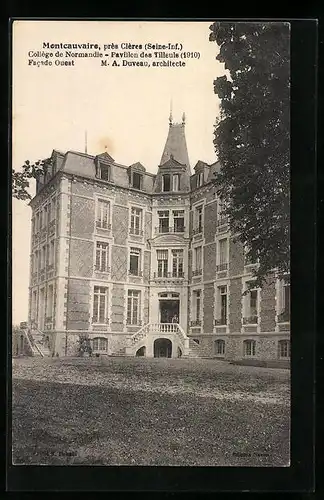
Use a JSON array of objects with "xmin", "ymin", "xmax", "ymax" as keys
[
  {"xmin": 173, "ymin": 210, "xmax": 184, "ymax": 232},
  {"xmin": 96, "ymin": 199, "xmax": 111, "ymax": 230},
  {"xmin": 44, "ymin": 205, "xmax": 48, "ymax": 226},
  {"xmin": 130, "ymin": 207, "xmax": 143, "ymax": 235},
  {"xmin": 158, "ymin": 210, "xmax": 169, "ymax": 233},
  {"xmin": 172, "ymin": 249, "xmax": 184, "ymax": 278},
  {"xmin": 157, "ymin": 249, "xmax": 168, "ymax": 277},
  {"xmin": 217, "ymin": 239, "xmax": 228, "ymax": 271},
  {"xmin": 39, "ymin": 210, "xmax": 43, "ymax": 230},
  {"xmin": 31, "ymin": 218, "xmax": 35, "ymax": 236},
  {"xmin": 31, "ymin": 290, "xmax": 37, "ymax": 320},
  {"xmin": 46, "ymin": 243, "xmax": 50, "ymax": 266},
  {"xmin": 197, "ymin": 171, "xmax": 204, "ymax": 187},
  {"xmin": 243, "ymin": 286, "xmax": 259, "ymax": 324},
  {"xmin": 194, "ymin": 246, "xmax": 202, "ymax": 273},
  {"xmin": 46, "ymin": 284, "xmax": 53, "ymax": 318},
  {"xmin": 51, "ymin": 198, "xmax": 56, "ymax": 221},
  {"xmin": 172, "ymin": 174, "xmax": 180, "ymax": 192},
  {"xmin": 132, "ymin": 172, "xmax": 143, "ymax": 190},
  {"xmin": 35, "ymin": 213, "xmax": 40, "ymax": 233},
  {"xmin": 193, "ymin": 290, "xmax": 201, "ymax": 323},
  {"xmin": 129, "ymin": 247, "xmax": 141, "ymax": 276},
  {"xmin": 162, "ymin": 174, "xmax": 171, "ymax": 192},
  {"xmin": 47, "ymin": 203, "xmax": 51, "ymax": 223},
  {"xmin": 40, "ymin": 245, "xmax": 46, "ymax": 269},
  {"xmin": 49, "ymin": 240, "xmax": 55, "ymax": 266},
  {"xmin": 215, "ymin": 339, "xmax": 225, "ymax": 355},
  {"xmin": 243, "ymin": 339, "xmax": 256, "ymax": 357},
  {"xmin": 99, "ymin": 163, "xmax": 110, "ymax": 181},
  {"xmin": 93, "ymin": 286, "xmax": 108, "ymax": 324},
  {"xmin": 96, "ymin": 242, "xmax": 109, "ymax": 272},
  {"xmin": 34, "ymin": 251, "xmax": 38, "ymax": 273},
  {"xmin": 127, "ymin": 290, "xmax": 141, "ymax": 325},
  {"xmin": 216, "ymin": 285, "xmax": 228, "ymax": 325},
  {"xmin": 278, "ymin": 339, "xmax": 290, "ymax": 358},
  {"xmin": 93, "ymin": 337, "xmax": 108, "ymax": 351},
  {"xmin": 278, "ymin": 279, "xmax": 290, "ymax": 322},
  {"xmin": 195, "ymin": 205, "xmax": 203, "ymax": 233}
]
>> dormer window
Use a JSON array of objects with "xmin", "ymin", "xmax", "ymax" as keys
[
  {"xmin": 162, "ymin": 174, "xmax": 171, "ymax": 192},
  {"xmin": 132, "ymin": 172, "xmax": 143, "ymax": 190},
  {"xmin": 173, "ymin": 174, "xmax": 180, "ymax": 192},
  {"xmin": 99, "ymin": 163, "xmax": 110, "ymax": 181},
  {"xmin": 197, "ymin": 171, "xmax": 204, "ymax": 187}
]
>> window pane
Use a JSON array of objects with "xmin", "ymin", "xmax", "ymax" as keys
[{"xmin": 163, "ymin": 174, "xmax": 171, "ymax": 192}]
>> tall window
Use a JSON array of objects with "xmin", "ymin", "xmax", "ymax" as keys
[
  {"xmin": 96, "ymin": 199, "xmax": 110, "ymax": 229},
  {"xmin": 51, "ymin": 197, "xmax": 56, "ymax": 221},
  {"xmin": 158, "ymin": 210, "xmax": 169, "ymax": 233},
  {"xmin": 49, "ymin": 240, "xmax": 55, "ymax": 266},
  {"xmin": 218, "ymin": 239, "xmax": 228, "ymax": 271},
  {"xmin": 130, "ymin": 207, "xmax": 142, "ymax": 235},
  {"xmin": 243, "ymin": 339, "xmax": 256, "ymax": 357},
  {"xmin": 194, "ymin": 246, "xmax": 202, "ymax": 273},
  {"xmin": 47, "ymin": 284, "xmax": 53, "ymax": 318},
  {"xmin": 44, "ymin": 205, "xmax": 48, "ymax": 227},
  {"xmin": 96, "ymin": 242, "xmax": 109, "ymax": 272},
  {"xmin": 31, "ymin": 290, "xmax": 37, "ymax": 321},
  {"xmin": 172, "ymin": 174, "xmax": 180, "ymax": 192},
  {"xmin": 157, "ymin": 249, "xmax": 168, "ymax": 277},
  {"xmin": 93, "ymin": 286, "xmax": 108, "ymax": 324},
  {"xmin": 93, "ymin": 337, "xmax": 108, "ymax": 351},
  {"xmin": 217, "ymin": 285, "xmax": 228, "ymax": 325},
  {"xmin": 34, "ymin": 251, "xmax": 38, "ymax": 273},
  {"xmin": 162, "ymin": 174, "xmax": 171, "ymax": 192},
  {"xmin": 195, "ymin": 205, "xmax": 203, "ymax": 233},
  {"xmin": 215, "ymin": 339, "xmax": 225, "ymax": 355},
  {"xmin": 279, "ymin": 279, "xmax": 290, "ymax": 322},
  {"xmin": 278, "ymin": 339, "xmax": 290, "ymax": 358},
  {"xmin": 129, "ymin": 247, "xmax": 141, "ymax": 276},
  {"xmin": 173, "ymin": 210, "xmax": 184, "ymax": 232},
  {"xmin": 41, "ymin": 245, "xmax": 46, "ymax": 269},
  {"xmin": 217, "ymin": 198, "xmax": 227, "ymax": 224},
  {"xmin": 172, "ymin": 249, "xmax": 184, "ymax": 278},
  {"xmin": 35, "ymin": 213, "xmax": 40, "ymax": 233},
  {"xmin": 244, "ymin": 287, "xmax": 258, "ymax": 324},
  {"xmin": 193, "ymin": 290, "xmax": 201, "ymax": 323},
  {"xmin": 99, "ymin": 163, "xmax": 110, "ymax": 181},
  {"xmin": 127, "ymin": 290, "xmax": 141, "ymax": 325},
  {"xmin": 197, "ymin": 171, "xmax": 204, "ymax": 187},
  {"xmin": 132, "ymin": 172, "xmax": 143, "ymax": 190}
]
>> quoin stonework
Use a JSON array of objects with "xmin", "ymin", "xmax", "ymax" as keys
[{"xmin": 17, "ymin": 113, "xmax": 290, "ymax": 364}]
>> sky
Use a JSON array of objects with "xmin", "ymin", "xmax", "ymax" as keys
[{"xmin": 12, "ymin": 20, "xmax": 226, "ymax": 324}]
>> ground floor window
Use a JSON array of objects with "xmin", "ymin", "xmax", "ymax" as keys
[
  {"xmin": 92, "ymin": 337, "xmax": 108, "ymax": 351},
  {"xmin": 278, "ymin": 339, "xmax": 290, "ymax": 358},
  {"xmin": 215, "ymin": 339, "xmax": 225, "ymax": 355},
  {"xmin": 127, "ymin": 290, "xmax": 141, "ymax": 325},
  {"xmin": 243, "ymin": 339, "xmax": 256, "ymax": 357}
]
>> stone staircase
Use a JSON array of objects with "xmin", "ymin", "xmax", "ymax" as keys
[
  {"xmin": 21, "ymin": 325, "xmax": 52, "ymax": 357},
  {"xmin": 186, "ymin": 339, "xmax": 206, "ymax": 358}
]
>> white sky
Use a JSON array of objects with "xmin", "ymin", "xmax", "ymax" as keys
[{"xmin": 12, "ymin": 20, "xmax": 226, "ymax": 324}]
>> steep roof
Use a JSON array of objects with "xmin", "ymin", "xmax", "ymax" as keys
[{"xmin": 160, "ymin": 122, "xmax": 191, "ymax": 175}]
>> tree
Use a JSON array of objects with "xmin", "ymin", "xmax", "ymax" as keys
[
  {"xmin": 209, "ymin": 22, "xmax": 290, "ymax": 288},
  {"xmin": 12, "ymin": 159, "xmax": 50, "ymax": 200}
]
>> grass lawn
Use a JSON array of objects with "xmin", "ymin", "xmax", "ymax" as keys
[{"xmin": 12, "ymin": 357, "xmax": 290, "ymax": 466}]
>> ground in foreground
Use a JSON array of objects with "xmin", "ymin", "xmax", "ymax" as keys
[{"xmin": 12, "ymin": 357, "xmax": 290, "ymax": 466}]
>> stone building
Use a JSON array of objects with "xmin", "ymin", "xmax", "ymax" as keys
[{"xmin": 24, "ymin": 113, "xmax": 290, "ymax": 364}]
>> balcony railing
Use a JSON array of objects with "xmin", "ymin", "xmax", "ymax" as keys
[
  {"xmin": 192, "ymin": 227, "xmax": 203, "ymax": 235},
  {"xmin": 214, "ymin": 318, "xmax": 227, "ymax": 326},
  {"xmin": 243, "ymin": 316, "xmax": 258, "ymax": 325},
  {"xmin": 129, "ymin": 228, "xmax": 144, "ymax": 236},
  {"xmin": 96, "ymin": 221, "xmax": 111, "ymax": 230},
  {"xmin": 153, "ymin": 271, "xmax": 184, "ymax": 279},
  {"xmin": 277, "ymin": 310, "xmax": 290, "ymax": 323},
  {"xmin": 217, "ymin": 217, "xmax": 228, "ymax": 227},
  {"xmin": 192, "ymin": 269, "xmax": 202, "ymax": 276},
  {"xmin": 155, "ymin": 226, "xmax": 185, "ymax": 234},
  {"xmin": 128, "ymin": 270, "xmax": 143, "ymax": 277},
  {"xmin": 95, "ymin": 266, "xmax": 111, "ymax": 273},
  {"xmin": 190, "ymin": 320, "xmax": 201, "ymax": 326},
  {"xmin": 216, "ymin": 263, "xmax": 229, "ymax": 272}
]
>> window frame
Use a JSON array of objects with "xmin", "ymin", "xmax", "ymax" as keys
[
  {"xmin": 96, "ymin": 197, "xmax": 111, "ymax": 231},
  {"xmin": 92, "ymin": 336, "xmax": 108, "ymax": 352},
  {"xmin": 162, "ymin": 174, "xmax": 171, "ymax": 192},
  {"xmin": 243, "ymin": 339, "xmax": 256, "ymax": 357},
  {"xmin": 127, "ymin": 289, "xmax": 141, "ymax": 325},
  {"xmin": 92, "ymin": 285, "xmax": 109, "ymax": 325},
  {"xmin": 215, "ymin": 339, "xmax": 225, "ymax": 356},
  {"xmin": 129, "ymin": 247, "xmax": 141, "ymax": 276},
  {"xmin": 130, "ymin": 206, "xmax": 143, "ymax": 236},
  {"xmin": 95, "ymin": 241, "xmax": 110, "ymax": 273}
]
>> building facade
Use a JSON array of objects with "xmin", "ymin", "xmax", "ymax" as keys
[{"xmin": 26, "ymin": 114, "xmax": 290, "ymax": 364}]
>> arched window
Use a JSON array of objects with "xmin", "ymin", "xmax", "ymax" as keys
[
  {"xmin": 243, "ymin": 339, "xmax": 256, "ymax": 357},
  {"xmin": 92, "ymin": 337, "xmax": 108, "ymax": 352},
  {"xmin": 278, "ymin": 340, "xmax": 290, "ymax": 358},
  {"xmin": 215, "ymin": 339, "xmax": 225, "ymax": 356}
]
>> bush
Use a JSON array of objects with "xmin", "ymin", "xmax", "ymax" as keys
[{"xmin": 77, "ymin": 335, "xmax": 93, "ymax": 357}]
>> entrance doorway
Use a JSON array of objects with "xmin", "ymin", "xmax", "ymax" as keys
[
  {"xmin": 159, "ymin": 300, "xmax": 179, "ymax": 323},
  {"xmin": 154, "ymin": 338, "xmax": 172, "ymax": 358}
]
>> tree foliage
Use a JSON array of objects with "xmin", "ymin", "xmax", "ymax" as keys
[
  {"xmin": 209, "ymin": 22, "xmax": 290, "ymax": 287},
  {"xmin": 12, "ymin": 159, "xmax": 50, "ymax": 200}
]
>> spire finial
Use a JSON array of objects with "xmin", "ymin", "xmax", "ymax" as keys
[
  {"xmin": 85, "ymin": 130, "xmax": 88, "ymax": 154},
  {"xmin": 169, "ymin": 99, "xmax": 173, "ymax": 125},
  {"xmin": 182, "ymin": 112, "xmax": 186, "ymax": 125}
]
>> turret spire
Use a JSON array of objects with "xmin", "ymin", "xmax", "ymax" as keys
[{"xmin": 169, "ymin": 99, "xmax": 173, "ymax": 125}]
